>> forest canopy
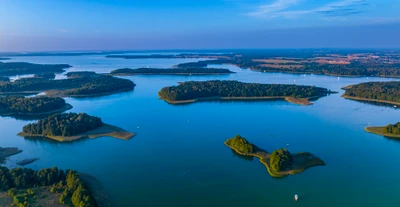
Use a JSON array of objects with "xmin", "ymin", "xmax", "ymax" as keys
[
  {"xmin": 270, "ymin": 149, "xmax": 293, "ymax": 172},
  {"xmin": 384, "ymin": 122, "xmax": 400, "ymax": 135},
  {"xmin": 225, "ymin": 135, "xmax": 253, "ymax": 154},
  {"xmin": 0, "ymin": 166, "xmax": 95, "ymax": 207},
  {"xmin": 22, "ymin": 112, "xmax": 103, "ymax": 137},
  {"xmin": 0, "ymin": 74, "xmax": 135, "ymax": 97},
  {"xmin": 0, "ymin": 96, "xmax": 68, "ymax": 114},
  {"xmin": 159, "ymin": 80, "xmax": 331, "ymax": 101},
  {"xmin": 344, "ymin": 81, "xmax": 400, "ymax": 103}
]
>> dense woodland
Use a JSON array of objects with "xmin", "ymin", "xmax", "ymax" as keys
[
  {"xmin": 22, "ymin": 112, "xmax": 103, "ymax": 137},
  {"xmin": 225, "ymin": 135, "xmax": 253, "ymax": 153},
  {"xmin": 270, "ymin": 149, "xmax": 293, "ymax": 172},
  {"xmin": 66, "ymin": 71, "xmax": 97, "ymax": 78},
  {"xmin": 159, "ymin": 80, "xmax": 331, "ymax": 101},
  {"xmin": 110, "ymin": 68, "xmax": 234, "ymax": 74},
  {"xmin": 0, "ymin": 166, "xmax": 94, "ymax": 207},
  {"xmin": 0, "ymin": 75, "xmax": 135, "ymax": 96},
  {"xmin": 344, "ymin": 81, "xmax": 400, "ymax": 103},
  {"xmin": 0, "ymin": 62, "xmax": 71, "ymax": 76},
  {"xmin": 384, "ymin": 123, "xmax": 400, "ymax": 135},
  {"xmin": 0, "ymin": 96, "xmax": 67, "ymax": 114},
  {"xmin": 33, "ymin": 72, "xmax": 56, "ymax": 79}
]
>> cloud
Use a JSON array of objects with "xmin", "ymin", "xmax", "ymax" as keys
[{"xmin": 247, "ymin": 0, "xmax": 368, "ymax": 19}]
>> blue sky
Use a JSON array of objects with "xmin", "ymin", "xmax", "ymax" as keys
[{"xmin": 0, "ymin": 0, "xmax": 399, "ymax": 51}]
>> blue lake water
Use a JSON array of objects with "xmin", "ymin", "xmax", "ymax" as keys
[{"xmin": 1, "ymin": 54, "xmax": 400, "ymax": 206}]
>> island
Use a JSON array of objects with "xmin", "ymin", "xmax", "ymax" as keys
[
  {"xmin": 66, "ymin": 71, "xmax": 97, "ymax": 78},
  {"xmin": 0, "ymin": 147, "xmax": 22, "ymax": 163},
  {"xmin": 0, "ymin": 166, "xmax": 97, "ymax": 207},
  {"xmin": 0, "ymin": 72, "xmax": 135, "ymax": 98},
  {"xmin": 158, "ymin": 80, "xmax": 334, "ymax": 105},
  {"xmin": 224, "ymin": 135, "xmax": 325, "ymax": 178},
  {"xmin": 342, "ymin": 81, "xmax": 400, "ymax": 106},
  {"xmin": 365, "ymin": 122, "xmax": 400, "ymax": 139},
  {"xmin": 0, "ymin": 96, "xmax": 72, "ymax": 116},
  {"xmin": 0, "ymin": 58, "xmax": 10, "ymax": 60},
  {"xmin": 0, "ymin": 62, "xmax": 71, "ymax": 76},
  {"xmin": 110, "ymin": 68, "xmax": 235, "ymax": 76},
  {"xmin": 18, "ymin": 112, "xmax": 135, "ymax": 142}
]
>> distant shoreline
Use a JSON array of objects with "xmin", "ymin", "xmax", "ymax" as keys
[
  {"xmin": 161, "ymin": 96, "xmax": 317, "ymax": 106},
  {"xmin": 18, "ymin": 123, "xmax": 135, "ymax": 142},
  {"xmin": 110, "ymin": 72, "xmax": 233, "ymax": 76}
]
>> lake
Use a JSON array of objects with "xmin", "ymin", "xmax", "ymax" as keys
[{"xmin": 1, "ymin": 54, "xmax": 400, "ymax": 207}]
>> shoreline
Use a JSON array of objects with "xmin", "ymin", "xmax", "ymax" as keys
[
  {"xmin": 110, "ymin": 72, "xmax": 234, "ymax": 76},
  {"xmin": 0, "ymin": 104, "xmax": 72, "ymax": 117},
  {"xmin": 365, "ymin": 126, "xmax": 400, "ymax": 139},
  {"xmin": 161, "ymin": 96, "xmax": 317, "ymax": 106},
  {"xmin": 342, "ymin": 95, "xmax": 400, "ymax": 106},
  {"xmin": 18, "ymin": 123, "xmax": 135, "ymax": 142},
  {"xmin": 0, "ymin": 87, "xmax": 134, "ymax": 98}
]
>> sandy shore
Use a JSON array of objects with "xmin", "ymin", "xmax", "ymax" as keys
[{"xmin": 342, "ymin": 95, "xmax": 400, "ymax": 106}]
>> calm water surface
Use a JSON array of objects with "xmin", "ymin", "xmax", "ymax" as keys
[{"xmin": 1, "ymin": 54, "xmax": 400, "ymax": 207}]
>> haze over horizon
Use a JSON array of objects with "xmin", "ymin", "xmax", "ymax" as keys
[{"xmin": 1, "ymin": 0, "xmax": 399, "ymax": 52}]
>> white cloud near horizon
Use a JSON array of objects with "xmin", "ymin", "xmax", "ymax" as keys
[{"xmin": 247, "ymin": 0, "xmax": 368, "ymax": 19}]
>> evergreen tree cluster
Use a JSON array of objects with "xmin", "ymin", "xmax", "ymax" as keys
[
  {"xmin": 0, "ymin": 166, "xmax": 94, "ymax": 207},
  {"xmin": 270, "ymin": 149, "xmax": 293, "ymax": 172},
  {"xmin": 0, "ymin": 74, "xmax": 135, "ymax": 96},
  {"xmin": 0, "ymin": 96, "xmax": 67, "ymax": 114},
  {"xmin": 0, "ymin": 62, "xmax": 71, "ymax": 76},
  {"xmin": 384, "ymin": 123, "xmax": 400, "ymax": 135},
  {"xmin": 226, "ymin": 135, "xmax": 253, "ymax": 154},
  {"xmin": 66, "ymin": 71, "xmax": 97, "ymax": 78},
  {"xmin": 33, "ymin": 72, "xmax": 56, "ymax": 79},
  {"xmin": 22, "ymin": 112, "xmax": 103, "ymax": 137},
  {"xmin": 159, "ymin": 80, "xmax": 330, "ymax": 101},
  {"xmin": 344, "ymin": 81, "xmax": 400, "ymax": 103}
]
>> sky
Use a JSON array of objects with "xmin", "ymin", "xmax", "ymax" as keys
[{"xmin": 0, "ymin": 0, "xmax": 399, "ymax": 51}]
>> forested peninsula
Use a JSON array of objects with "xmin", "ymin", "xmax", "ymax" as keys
[
  {"xmin": 0, "ymin": 96, "xmax": 72, "ymax": 116},
  {"xmin": 0, "ymin": 62, "xmax": 71, "ymax": 76},
  {"xmin": 225, "ymin": 135, "xmax": 325, "ymax": 178},
  {"xmin": 19, "ymin": 112, "xmax": 135, "ymax": 142},
  {"xmin": 110, "ymin": 68, "xmax": 235, "ymax": 75},
  {"xmin": 0, "ymin": 72, "xmax": 135, "ymax": 97},
  {"xmin": 0, "ymin": 166, "xmax": 97, "ymax": 207},
  {"xmin": 158, "ymin": 80, "xmax": 334, "ymax": 105},
  {"xmin": 365, "ymin": 122, "xmax": 400, "ymax": 139},
  {"xmin": 343, "ymin": 82, "xmax": 400, "ymax": 106}
]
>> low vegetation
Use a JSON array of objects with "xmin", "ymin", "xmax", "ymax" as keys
[{"xmin": 366, "ymin": 122, "xmax": 400, "ymax": 138}]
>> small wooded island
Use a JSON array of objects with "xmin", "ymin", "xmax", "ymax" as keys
[
  {"xmin": 343, "ymin": 81, "xmax": 400, "ymax": 106},
  {"xmin": 0, "ymin": 62, "xmax": 71, "ymax": 76},
  {"xmin": 0, "ymin": 96, "xmax": 72, "ymax": 116},
  {"xmin": 18, "ymin": 112, "xmax": 135, "ymax": 142},
  {"xmin": 225, "ymin": 135, "xmax": 325, "ymax": 178},
  {"xmin": 110, "ymin": 68, "xmax": 235, "ymax": 75},
  {"xmin": 0, "ymin": 166, "xmax": 98, "ymax": 207},
  {"xmin": 158, "ymin": 80, "xmax": 334, "ymax": 105},
  {"xmin": 0, "ymin": 72, "xmax": 135, "ymax": 97},
  {"xmin": 365, "ymin": 122, "xmax": 400, "ymax": 139}
]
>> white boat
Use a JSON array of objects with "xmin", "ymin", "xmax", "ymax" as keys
[{"xmin": 294, "ymin": 194, "xmax": 299, "ymax": 201}]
